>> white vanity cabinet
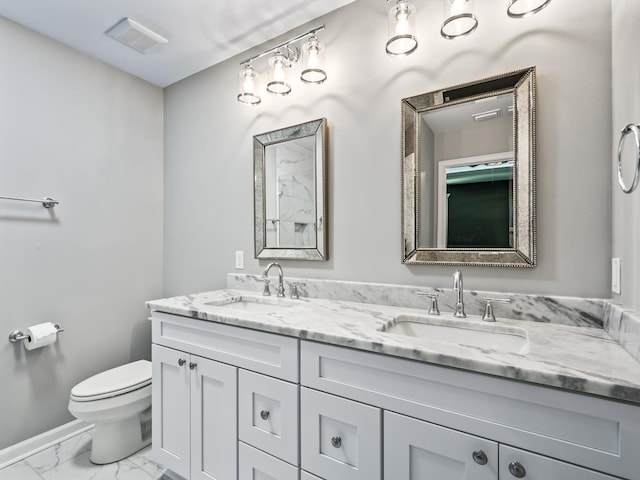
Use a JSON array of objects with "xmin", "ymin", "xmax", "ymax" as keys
[
  {"xmin": 150, "ymin": 309, "xmax": 639, "ymax": 480},
  {"xmin": 151, "ymin": 311, "xmax": 300, "ymax": 480},
  {"xmin": 152, "ymin": 344, "xmax": 237, "ymax": 480},
  {"xmin": 301, "ymin": 341, "xmax": 640, "ymax": 480}
]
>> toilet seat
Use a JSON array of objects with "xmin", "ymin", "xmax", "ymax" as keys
[{"xmin": 71, "ymin": 360, "xmax": 151, "ymax": 402}]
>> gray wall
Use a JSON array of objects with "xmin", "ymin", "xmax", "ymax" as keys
[
  {"xmin": 164, "ymin": 0, "xmax": 612, "ymax": 299},
  {"xmin": 0, "ymin": 18, "xmax": 164, "ymax": 449},
  {"xmin": 612, "ymin": 0, "xmax": 640, "ymax": 310}
]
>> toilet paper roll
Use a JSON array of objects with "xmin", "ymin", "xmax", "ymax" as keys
[{"xmin": 24, "ymin": 322, "xmax": 58, "ymax": 351}]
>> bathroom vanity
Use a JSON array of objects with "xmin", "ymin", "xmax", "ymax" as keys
[{"xmin": 148, "ymin": 283, "xmax": 640, "ymax": 480}]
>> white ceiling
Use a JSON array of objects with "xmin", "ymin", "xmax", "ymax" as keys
[{"xmin": 0, "ymin": 0, "xmax": 356, "ymax": 87}]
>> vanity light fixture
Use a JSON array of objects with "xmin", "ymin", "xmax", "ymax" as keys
[
  {"xmin": 237, "ymin": 25, "xmax": 327, "ymax": 105},
  {"xmin": 237, "ymin": 63, "xmax": 261, "ymax": 105},
  {"xmin": 507, "ymin": 0, "xmax": 553, "ymax": 18},
  {"xmin": 386, "ymin": 0, "xmax": 418, "ymax": 56},
  {"xmin": 266, "ymin": 51, "xmax": 292, "ymax": 95},
  {"xmin": 387, "ymin": 0, "xmax": 554, "ymax": 51},
  {"xmin": 441, "ymin": 0, "xmax": 478, "ymax": 39},
  {"xmin": 301, "ymin": 34, "xmax": 327, "ymax": 84}
]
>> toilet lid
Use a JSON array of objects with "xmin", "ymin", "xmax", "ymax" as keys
[{"xmin": 71, "ymin": 360, "xmax": 151, "ymax": 401}]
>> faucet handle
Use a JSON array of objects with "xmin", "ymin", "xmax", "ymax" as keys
[
  {"xmin": 482, "ymin": 297, "xmax": 511, "ymax": 322},
  {"xmin": 261, "ymin": 276, "xmax": 271, "ymax": 297},
  {"xmin": 415, "ymin": 291, "xmax": 440, "ymax": 315},
  {"xmin": 290, "ymin": 282, "xmax": 306, "ymax": 299}
]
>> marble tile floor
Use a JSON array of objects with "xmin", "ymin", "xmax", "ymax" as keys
[{"xmin": 0, "ymin": 430, "xmax": 168, "ymax": 480}]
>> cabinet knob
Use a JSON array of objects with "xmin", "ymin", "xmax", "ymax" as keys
[
  {"xmin": 330, "ymin": 436, "xmax": 342, "ymax": 448},
  {"xmin": 260, "ymin": 410, "xmax": 270, "ymax": 420},
  {"xmin": 178, "ymin": 358, "xmax": 186, "ymax": 367},
  {"xmin": 189, "ymin": 362, "xmax": 197, "ymax": 370},
  {"xmin": 472, "ymin": 450, "xmax": 488, "ymax": 465},
  {"xmin": 509, "ymin": 461, "xmax": 526, "ymax": 478}
]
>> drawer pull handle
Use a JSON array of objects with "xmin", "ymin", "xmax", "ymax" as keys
[
  {"xmin": 472, "ymin": 450, "xmax": 488, "ymax": 465},
  {"xmin": 178, "ymin": 358, "xmax": 186, "ymax": 367},
  {"xmin": 331, "ymin": 436, "xmax": 342, "ymax": 449},
  {"xmin": 509, "ymin": 461, "xmax": 526, "ymax": 478},
  {"xmin": 189, "ymin": 362, "xmax": 197, "ymax": 370},
  {"xmin": 260, "ymin": 410, "xmax": 270, "ymax": 420}
]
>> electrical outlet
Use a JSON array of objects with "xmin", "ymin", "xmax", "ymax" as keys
[
  {"xmin": 235, "ymin": 251, "xmax": 244, "ymax": 270},
  {"xmin": 612, "ymin": 258, "xmax": 621, "ymax": 295}
]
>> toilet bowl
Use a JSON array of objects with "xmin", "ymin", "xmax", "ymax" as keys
[{"xmin": 68, "ymin": 360, "xmax": 152, "ymax": 464}]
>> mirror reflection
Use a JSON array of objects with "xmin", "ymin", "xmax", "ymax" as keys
[
  {"xmin": 418, "ymin": 93, "xmax": 514, "ymax": 248},
  {"xmin": 264, "ymin": 136, "xmax": 317, "ymax": 248},
  {"xmin": 254, "ymin": 118, "xmax": 327, "ymax": 261}
]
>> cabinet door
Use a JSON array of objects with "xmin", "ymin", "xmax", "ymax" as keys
[
  {"xmin": 499, "ymin": 446, "xmax": 618, "ymax": 480},
  {"xmin": 238, "ymin": 442, "xmax": 299, "ymax": 480},
  {"xmin": 152, "ymin": 344, "xmax": 191, "ymax": 479},
  {"xmin": 384, "ymin": 411, "xmax": 498, "ymax": 480},
  {"xmin": 190, "ymin": 355, "xmax": 237, "ymax": 480},
  {"xmin": 301, "ymin": 387, "xmax": 381, "ymax": 480}
]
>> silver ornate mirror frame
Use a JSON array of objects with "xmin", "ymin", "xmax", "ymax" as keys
[
  {"xmin": 254, "ymin": 118, "xmax": 328, "ymax": 260},
  {"xmin": 402, "ymin": 67, "xmax": 536, "ymax": 267}
]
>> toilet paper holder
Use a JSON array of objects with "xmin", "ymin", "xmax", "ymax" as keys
[{"xmin": 8, "ymin": 324, "xmax": 64, "ymax": 343}]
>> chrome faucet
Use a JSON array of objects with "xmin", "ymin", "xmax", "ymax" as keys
[
  {"xmin": 262, "ymin": 262, "xmax": 285, "ymax": 297},
  {"xmin": 453, "ymin": 270, "xmax": 466, "ymax": 318}
]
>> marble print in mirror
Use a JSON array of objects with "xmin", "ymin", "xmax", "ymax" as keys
[
  {"xmin": 402, "ymin": 67, "xmax": 536, "ymax": 267},
  {"xmin": 254, "ymin": 118, "xmax": 327, "ymax": 260}
]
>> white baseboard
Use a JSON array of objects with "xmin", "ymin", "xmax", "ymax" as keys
[{"xmin": 0, "ymin": 420, "xmax": 93, "ymax": 470}]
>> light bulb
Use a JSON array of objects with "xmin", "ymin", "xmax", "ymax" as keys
[
  {"xmin": 301, "ymin": 36, "xmax": 327, "ymax": 84},
  {"xmin": 267, "ymin": 52, "xmax": 291, "ymax": 95},
  {"xmin": 237, "ymin": 64, "xmax": 260, "ymax": 105},
  {"xmin": 441, "ymin": 0, "xmax": 478, "ymax": 39},
  {"xmin": 386, "ymin": 0, "xmax": 418, "ymax": 56}
]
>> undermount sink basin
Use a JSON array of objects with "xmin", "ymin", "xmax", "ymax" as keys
[
  {"xmin": 380, "ymin": 314, "xmax": 529, "ymax": 354},
  {"xmin": 205, "ymin": 295, "xmax": 294, "ymax": 314}
]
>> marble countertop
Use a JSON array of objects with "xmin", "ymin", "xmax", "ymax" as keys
[{"xmin": 147, "ymin": 289, "xmax": 640, "ymax": 405}]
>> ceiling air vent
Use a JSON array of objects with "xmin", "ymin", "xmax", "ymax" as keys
[{"xmin": 105, "ymin": 17, "xmax": 168, "ymax": 54}]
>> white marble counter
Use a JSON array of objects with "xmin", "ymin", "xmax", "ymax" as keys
[{"xmin": 147, "ymin": 287, "xmax": 640, "ymax": 405}]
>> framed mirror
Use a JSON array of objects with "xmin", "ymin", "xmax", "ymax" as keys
[
  {"xmin": 402, "ymin": 67, "xmax": 536, "ymax": 267},
  {"xmin": 254, "ymin": 118, "xmax": 328, "ymax": 260}
]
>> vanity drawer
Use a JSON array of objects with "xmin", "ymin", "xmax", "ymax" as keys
[
  {"xmin": 300, "ymin": 387, "xmax": 381, "ymax": 480},
  {"xmin": 239, "ymin": 369, "xmax": 299, "ymax": 465},
  {"xmin": 238, "ymin": 442, "xmax": 299, "ymax": 480},
  {"xmin": 151, "ymin": 311, "xmax": 298, "ymax": 381}
]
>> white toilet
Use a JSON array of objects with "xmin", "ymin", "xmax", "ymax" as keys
[{"xmin": 68, "ymin": 360, "xmax": 152, "ymax": 464}]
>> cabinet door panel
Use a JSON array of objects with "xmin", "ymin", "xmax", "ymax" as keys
[
  {"xmin": 384, "ymin": 411, "xmax": 498, "ymax": 480},
  {"xmin": 239, "ymin": 370, "xmax": 299, "ymax": 465},
  {"xmin": 152, "ymin": 345, "xmax": 191, "ymax": 478},
  {"xmin": 499, "ymin": 445, "xmax": 618, "ymax": 480},
  {"xmin": 191, "ymin": 355, "xmax": 237, "ymax": 480},
  {"xmin": 301, "ymin": 387, "xmax": 381, "ymax": 480},
  {"xmin": 238, "ymin": 442, "xmax": 299, "ymax": 480}
]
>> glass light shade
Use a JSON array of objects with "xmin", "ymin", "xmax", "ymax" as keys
[
  {"xmin": 385, "ymin": 1, "xmax": 418, "ymax": 56},
  {"xmin": 266, "ymin": 52, "xmax": 291, "ymax": 96},
  {"xmin": 237, "ymin": 64, "xmax": 261, "ymax": 105},
  {"xmin": 507, "ymin": 0, "xmax": 552, "ymax": 18},
  {"xmin": 441, "ymin": 0, "xmax": 478, "ymax": 39},
  {"xmin": 301, "ymin": 36, "xmax": 327, "ymax": 84}
]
